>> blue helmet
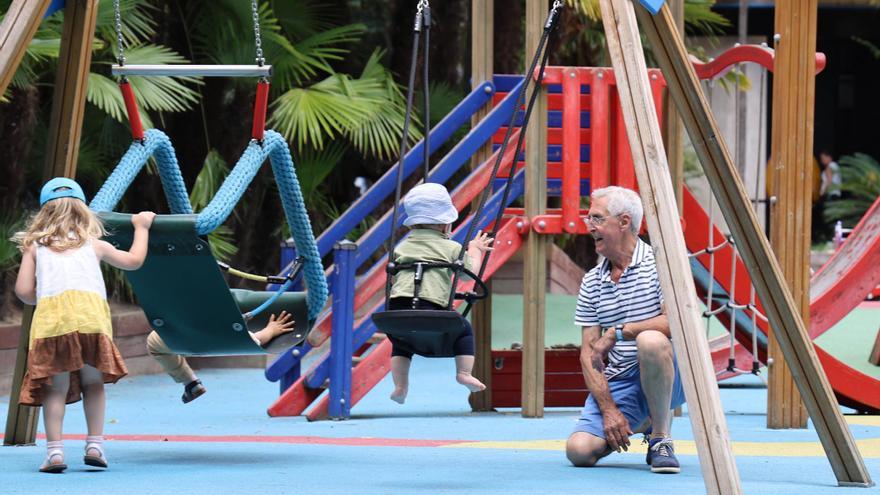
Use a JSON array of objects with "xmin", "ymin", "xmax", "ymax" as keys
[{"xmin": 39, "ymin": 177, "xmax": 87, "ymax": 206}]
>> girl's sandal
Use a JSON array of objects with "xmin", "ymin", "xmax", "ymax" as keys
[
  {"xmin": 39, "ymin": 442, "xmax": 67, "ymax": 473},
  {"xmin": 84, "ymin": 437, "xmax": 108, "ymax": 469}
]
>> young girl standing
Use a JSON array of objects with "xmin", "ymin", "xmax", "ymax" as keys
[{"xmin": 13, "ymin": 178, "xmax": 155, "ymax": 473}]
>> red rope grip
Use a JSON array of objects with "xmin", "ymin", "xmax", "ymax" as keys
[
  {"xmin": 119, "ymin": 81, "xmax": 145, "ymax": 141},
  {"xmin": 252, "ymin": 80, "xmax": 270, "ymax": 141}
]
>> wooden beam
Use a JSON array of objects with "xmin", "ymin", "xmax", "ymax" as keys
[
  {"xmin": 521, "ymin": 0, "xmax": 547, "ymax": 418},
  {"xmin": 5, "ymin": 0, "xmax": 100, "ymax": 446},
  {"xmin": 599, "ymin": 1, "xmax": 741, "ymax": 493},
  {"xmin": 636, "ymin": 4, "xmax": 873, "ymax": 487},
  {"xmin": 0, "ymin": 0, "xmax": 51, "ymax": 97},
  {"xmin": 44, "ymin": 0, "xmax": 99, "ymax": 179},
  {"xmin": 469, "ymin": 0, "xmax": 495, "ymax": 413},
  {"xmin": 766, "ymin": 0, "xmax": 811, "ymax": 430},
  {"xmin": 666, "ymin": 0, "xmax": 685, "ymax": 422},
  {"xmin": 663, "ymin": 0, "xmax": 684, "ymax": 213}
]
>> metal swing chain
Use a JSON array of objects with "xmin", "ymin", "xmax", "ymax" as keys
[
  {"xmin": 456, "ymin": 0, "xmax": 564, "ymax": 315},
  {"xmin": 383, "ymin": 0, "xmax": 431, "ymax": 310},
  {"xmin": 416, "ymin": 0, "xmax": 430, "ymax": 30},
  {"xmin": 113, "ymin": 0, "xmax": 125, "ymax": 66},
  {"xmin": 251, "ymin": 0, "xmax": 265, "ymax": 66}
]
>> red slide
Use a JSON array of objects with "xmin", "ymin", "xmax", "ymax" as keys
[{"xmin": 682, "ymin": 187, "xmax": 880, "ymax": 413}]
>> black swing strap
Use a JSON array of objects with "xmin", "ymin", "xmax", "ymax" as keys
[
  {"xmin": 385, "ymin": 1, "xmax": 432, "ymax": 309},
  {"xmin": 452, "ymin": 0, "xmax": 565, "ymax": 316}
]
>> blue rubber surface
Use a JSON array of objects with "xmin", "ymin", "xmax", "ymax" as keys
[{"xmin": 1, "ymin": 359, "xmax": 878, "ymax": 494}]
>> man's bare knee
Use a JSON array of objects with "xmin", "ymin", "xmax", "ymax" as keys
[
  {"xmin": 636, "ymin": 330, "xmax": 672, "ymax": 359},
  {"xmin": 566, "ymin": 433, "xmax": 607, "ymax": 467}
]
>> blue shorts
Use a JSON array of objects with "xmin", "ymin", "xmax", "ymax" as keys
[{"xmin": 572, "ymin": 358, "xmax": 685, "ymax": 439}]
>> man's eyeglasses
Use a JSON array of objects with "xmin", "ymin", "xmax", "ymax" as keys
[{"xmin": 584, "ymin": 214, "xmax": 618, "ymax": 225}]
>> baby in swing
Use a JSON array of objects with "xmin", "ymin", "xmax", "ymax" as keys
[{"xmin": 387, "ymin": 183, "xmax": 493, "ymax": 404}]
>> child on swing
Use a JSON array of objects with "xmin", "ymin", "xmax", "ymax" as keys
[
  {"xmin": 387, "ymin": 183, "xmax": 493, "ymax": 404},
  {"xmin": 146, "ymin": 311, "xmax": 296, "ymax": 404},
  {"xmin": 12, "ymin": 178, "xmax": 155, "ymax": 473}
]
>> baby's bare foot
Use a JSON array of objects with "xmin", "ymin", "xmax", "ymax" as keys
[
  {"xmin": 389, "ymin": 387, "xmax": 407, "ymax": 404},
  {"xmin": 456, "ymin": 373, "xmax": 486, "ymax": 393}
]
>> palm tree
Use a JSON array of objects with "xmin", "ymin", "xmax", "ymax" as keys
[
  {"xmin": 824, "ymin": 153, "xmax": 880, "ymax": 228},
  {"xmin": 0, "ymin": 0, "xmax": 416, "ymax": 307},
  {"xmin": 561, "ymin": 0, "xmax": 730, "ymax": 67}
]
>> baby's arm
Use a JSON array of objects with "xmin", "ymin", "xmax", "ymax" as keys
[
  {"xmin": 14, "ymin": 245, "xmax": 37, "ymax": 305},
  {"xmin": 466, "ymin": 230, "xmax": 494, "ymax": 272},
  {"xmin": 95, "ymin": 211, "xmax": 156, "ymax": 270}
]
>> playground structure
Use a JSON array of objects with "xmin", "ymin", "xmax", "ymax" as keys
[
  {"xmin": 262, "ymin": 1, "xmax": 874, "ymax": 491},
  {"xmin": 1, "ymin": 0, "xmax": 876, "ymax": 493}
]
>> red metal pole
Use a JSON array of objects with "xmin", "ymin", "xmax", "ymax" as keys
[
  {"xmin": 252, "ymin": 80, "xmax": 270, "ymax": 141},
  {"xmin": 561, "ymin": 67, "xmax": 580, "ymax": 233},
  {"xmin": 119, "ymin": 80, "xmax": 145, "ymax": 141},
  {"xmin": 589, "ymin": 69, "xmax": 609, "ymax": 192}
]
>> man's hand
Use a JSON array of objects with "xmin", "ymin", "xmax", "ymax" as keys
[
  {"xmin": 602, "ymin": 408, "xmax": 633, "ymax": 452},
  {"xmin": 590, "ymin": 330, "xmax": 615, "ymax": 373}
]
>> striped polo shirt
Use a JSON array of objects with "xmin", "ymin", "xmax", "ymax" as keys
[{"xmin": 574, "ymin": 238, "xmax": 664, "ymax": 380}]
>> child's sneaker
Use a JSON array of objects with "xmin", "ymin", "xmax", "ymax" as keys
[
  {"xmin": 647, "ymin": 437, "xmax": 680, "ymax": 474},
  {"xmin": 182, "ymin": 379, "xmax": 206, "ymax": 403}
]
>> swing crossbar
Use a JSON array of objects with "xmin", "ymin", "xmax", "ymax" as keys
[{"xmin": 111, "ymin": 64, "xmax": 273, "ymax": 77}]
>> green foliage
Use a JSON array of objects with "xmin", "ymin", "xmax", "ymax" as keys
[
  {"xmin": 852, "ymin": 37, "xmax": 880, "ymax": 60},
  {"xmin": 190, "ymin": 151, "xmax": 238, "ymax": 263},
  {"xmin": 563, "ymin": 0, "xmax": 730, "ymax": 66},
  {"xmin": 824, "ymin": 153, "xmax": 880, "ymax": 227},
  {"xmin": 0, "ymin": 213, "xmax": 24, "ymax": 272},
  {"xmin": 292, "ymin": 142, "xmax": 346, "ymax": 202}
]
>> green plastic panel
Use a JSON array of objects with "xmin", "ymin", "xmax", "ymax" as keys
[{"xmin": 100, "ymin": 213, "xmax": 308, "ymax": 356}]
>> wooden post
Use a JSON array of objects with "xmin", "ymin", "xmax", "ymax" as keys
[
  {"xmin": 663, "ymin": 0, "xmax": 685, "ymax": 214},
  {"xmin": 3, "ymin": 308, "xmax": 38, "ymax": 445},
  {"xmin": 469, "ymin": 0, "xmax": 495, "ymax": 412},
  {"xmin": 4, "ymin": 0, "xmax": 99, "ymax": 446},
  {"xmin": 43, "ymin": 0, "xmax": 100, "ymax": 180},
  {"xmin": 869, "ymin": 327, "xmax": 880, "ymax": 366},
  {"xmin": 0, "ymin": 0, "xmax": 51, "ymax": 96},
  {"xmin": 521, "ymin": 0, "xmax": 547, "ymax": 418},
  {"xmin": 636, "ymin": 4, "xmax": 873, "ymax": 487},
  {"xmin": 766, "ymin": 0, "xmax": 810, "ymax": 430},
  {"xmin": 665, "ymin": 2, "xmax": 684, "ymax": 422},
  {"xmin": 599, "ymin": 1, "xmax": 741, "ymax": 493}
]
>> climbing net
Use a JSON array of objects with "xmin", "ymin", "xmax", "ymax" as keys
[{"xmin": 689, "ymin": 59, "xmax": 773, "ymax": 382}]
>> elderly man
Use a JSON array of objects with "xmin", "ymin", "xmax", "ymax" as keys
[{"xmin": 565, "ymin": 186, "xmax": 685, "ymax": 473}]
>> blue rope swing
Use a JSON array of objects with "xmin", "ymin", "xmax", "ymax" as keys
[{"xmin": 91, "ymin": 129, "xmax": 329, "ymax": 322}]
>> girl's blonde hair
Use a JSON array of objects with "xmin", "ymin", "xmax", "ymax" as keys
[{"xmin": 12, "ymin": 197, "xmax": 105, "ymax": 252}]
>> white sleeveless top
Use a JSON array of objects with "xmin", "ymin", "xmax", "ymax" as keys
[
  {"xmin": 35, "ymin": 240, "xmax": 107, "ymax": 300},
  {"xmin": 30, "ymin": 239, "xmax": 112, "ymax": 347}
]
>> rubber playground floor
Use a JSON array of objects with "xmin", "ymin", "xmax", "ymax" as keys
[{"xmin": 0, "ymin": 298, "xmax": 877, "ymax": 494}]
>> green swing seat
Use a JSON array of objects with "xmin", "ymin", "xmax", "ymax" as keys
[{"xmin": 100, "ymin": 212, "xmax": 308, "ymax": 356}]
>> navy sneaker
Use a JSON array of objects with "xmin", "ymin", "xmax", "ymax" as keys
[{"xmin": 647, "ymin": 437, "xmax": 680, "ymax": 474}]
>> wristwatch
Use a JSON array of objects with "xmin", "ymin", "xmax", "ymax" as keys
[{"xmin": 615, "ymin": 324, "xmax": 625, "ymax": 342}]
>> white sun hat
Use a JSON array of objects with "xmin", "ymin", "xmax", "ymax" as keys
[{"xmin": 402, "ymin": 183, "xmax": 458, "ymax": 227}]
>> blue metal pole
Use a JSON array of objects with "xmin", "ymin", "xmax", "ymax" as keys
[
  {"xmin": 276, "ymin": 81, "xmax": 496, "ymax": 270},
  {"xmin": 328, "ymin": 240, "xmax": 356, "ymax": 419}
]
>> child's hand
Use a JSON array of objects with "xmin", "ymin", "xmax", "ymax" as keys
[
  {"xmin": 468, "ymin": 231, "xmax": 494, "ymax": 253},
  {"xmin": 266, "ymin": 311, "xmax": 296, "ymax": 335},
  {"xmin": 131, "ymin": 211, "xmax": 157, "ymax": 230}
]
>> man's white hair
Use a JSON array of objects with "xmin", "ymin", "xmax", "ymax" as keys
[{"xmin": 590, "ymin": 186, "xmax": 643, "ymax": 235}]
